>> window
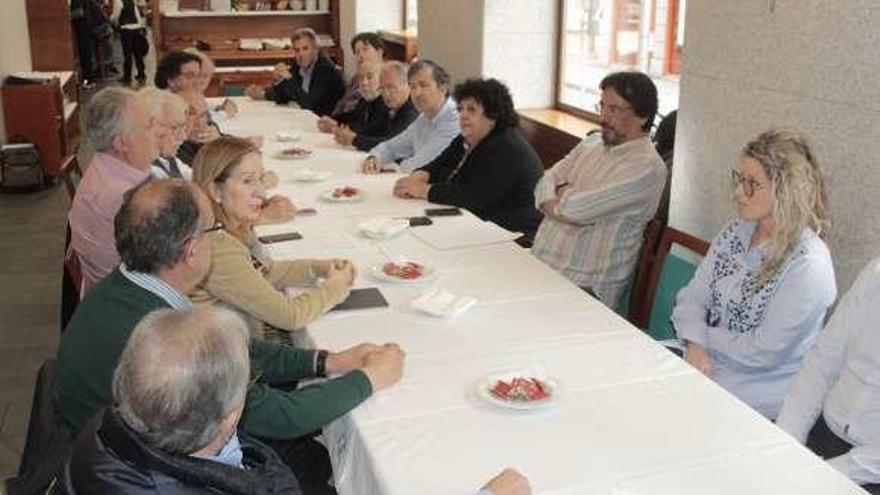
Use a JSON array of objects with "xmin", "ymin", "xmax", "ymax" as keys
[
  {"xmin": 557, "ymin": 0, "xmax": 685, "ymax": 122},
  {"xmin": 404, "ymin": 0, "xmax": 418, "ymax": 31}
]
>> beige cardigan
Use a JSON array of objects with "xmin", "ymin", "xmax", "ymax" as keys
[{"xmin": 190, "ymin": 231, "xmax": 351, "ymax": 332}]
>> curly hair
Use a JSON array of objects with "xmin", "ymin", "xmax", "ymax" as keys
[
  {"xmin": 452, "ymin": 78, "xmax": 519, "ymax": 130},
  {"xmin": 154, "ymin": 51, "xmax": 202, "ymax": 89},
  {"xmin": 743, "ymin": 130, "xmax": 829, "ymax": 286}
]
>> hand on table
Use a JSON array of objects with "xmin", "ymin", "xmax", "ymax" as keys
[
  {"xmin": 319, "ymin": 259, "xmax": 356, "ymax": 288},
  {"xmin": 220, "ymin": 98, "xmax": 239, "ymax": 117},
  {"xmin": 334, "ymin": 125, "xmax": 357, "ymax": 146},
  {"xmin": 317, "ymin": 116, "xmax": 338, "ymax": 133},
  {"xmin": 257, "ymin": 195, "xmax": 295, "ymax": 224},
  {"xmin": 245, "ymin": 85, "xmax": 266, "ymax": 100},
  {"xmin": 685, "ymin": 341, "xmax": 713, "ymax": 376},
  {"xmin": 247, "ymin": 135, "xmax": 264, "ymax": 148},
  {"xmin": 325, "ymin": 343, "xmax": 382, "ymax": 374},
  {"xmin": 261, "ymin": 170, "xmax": 280, "ymax": 189},
  {"xmin": 393, "ymin": 175, "xmax": 430, "ymax": 199},
  {"xmin": 273, "ymin": 62, "xmax": 292, "ymax": 81},
  {"xmin": 361, "ymin": 344, "xmax": 406, "ymax": 391},
  {"xmin": 482, "ymin": 469, "xmax": 531, "ymax": 495},
  {"xmin": 362, "ymin": 155, "xmax": 382, "ymax": 174}
]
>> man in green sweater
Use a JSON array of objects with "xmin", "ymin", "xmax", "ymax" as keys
[{"xmin": 56, "ymin": 179, "xmax": 405, "ymax": 493}]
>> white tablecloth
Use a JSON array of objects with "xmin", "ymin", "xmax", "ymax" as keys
[{"xmin": 216, "ymin": 98, "xmax": 866, "ymax": 495}]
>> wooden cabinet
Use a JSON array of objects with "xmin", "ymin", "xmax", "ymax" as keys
[
  {"xmin": 148, "ymin": 0, "xmax": 342, "ymax": 67},
  {"xmin": 2, "ymin": 73, "xmax": 80, "ymax": 177},
  {"xmin": 379, "ymin": 30, "xmax": 419, "ymax": 63},
  {"xmin": 26, "ymin": 0, "xmax": 77, "ymax": 71}
]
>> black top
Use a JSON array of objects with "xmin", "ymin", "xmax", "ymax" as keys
[
  {"xmin": 60, "ymin": 408, "xmax": 302, "ymax": 494},
  {"xmin": 352, "ymin": 97, "xmax": 419, "ymax": 152},
  {"xmin": 336, "ymin": 96, "xmax": 387, "ymax": 134},
  {"xmin": 419, "ymin": 127, "xmax": 544, "ymax": 236},
  {"xmin": 265, "ymin": 55, "xmax": 345, "ymax": 117}
]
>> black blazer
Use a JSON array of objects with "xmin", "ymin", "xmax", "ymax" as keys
[
  {"xmin": 266, "ymin": 55, "xmax": 345, "ymax": 117},
  {"xmin": 336, "ymin": 96, "xmax": 387, "ymax": 134},
  {"xmin": 353, "ymin": 97, "xmax": 418, "ymax": 152},
  {"xmin": 419, "ymin": 127, "xmax": 544, "ymax": 236}
]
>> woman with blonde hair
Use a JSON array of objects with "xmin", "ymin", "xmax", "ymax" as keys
[
  {"xmin": 671, "ymin": 129, "xmax": 836, "ymax": 419},
  {"xmin": 190, "ymin": 136, "xmax": 355, "ymax": 339}
]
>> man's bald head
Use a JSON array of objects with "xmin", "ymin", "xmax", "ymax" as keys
[{"xmin": 114, "ymin": 179, "xmax": 213, "ymax": 274}]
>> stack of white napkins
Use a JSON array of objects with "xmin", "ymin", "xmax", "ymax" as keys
[
  {"xmin": 359, "ymin": 216, "xmax": 408, "ymax": 239},
  {"xmin": 411, "ymin": 289, "xmax": 477, "ymax": 318}
]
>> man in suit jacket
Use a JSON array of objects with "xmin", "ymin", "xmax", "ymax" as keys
[{"xmin": 245, "ymin": 27, "xmax": 345, "ymax": 116}]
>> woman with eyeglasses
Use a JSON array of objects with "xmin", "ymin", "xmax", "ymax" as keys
[
  {"xmin": 671, "ymin": 130, "xmax": 836, "ymax": 419},
  {"xmin": 189, "ymin": 136, "xmax": 356, "ymax": 341}
]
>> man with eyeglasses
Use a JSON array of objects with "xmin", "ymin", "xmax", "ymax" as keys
[
  {"xmin": 140, "ymin": 88, "xmax": 193, "ymax": 180},
  {"xmin": 334, "ymin": 60, "xmax": 418, "ymax": 152},
  {"xmin": 531, "ymin": 71, "xmax": 668, "ymax": 309}
]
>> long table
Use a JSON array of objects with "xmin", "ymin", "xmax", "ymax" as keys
[{"xmin": 217, "ymin": 98, "xmax": 865, "ymax": 495}]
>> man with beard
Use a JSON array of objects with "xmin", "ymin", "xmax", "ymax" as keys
[{"xmin": 531, "ymin": 71, "xmax": 667, "ymax": 309}]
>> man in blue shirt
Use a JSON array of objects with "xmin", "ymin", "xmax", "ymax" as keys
[{"xmin": 361, "ymin": 59, "xmax": 459, "ymax": 174}]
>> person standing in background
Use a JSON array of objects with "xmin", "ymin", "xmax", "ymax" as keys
[{"xmin": 111, "ymin": 0, "xmax": 147, "ymax": 86}]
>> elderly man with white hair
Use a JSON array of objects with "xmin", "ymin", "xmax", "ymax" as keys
[
  {"xmin": 61, "ymin": 306, "xmax": 302, "ymax": 493},
  {"xmin": 140, "ymin": 87, "xmax": 193, "ymax": 180},
  {"xmin": 68, "ymin": 86, "xmax": 163, "ymax": 292}
]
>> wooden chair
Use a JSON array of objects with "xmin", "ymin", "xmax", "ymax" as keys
[
  {"xmin": 58, "ymin": 153, "xmax": 81, "ymax": 202},
  {"xmin": 60, "ymin": 225, "xmax": 83, "ymax": 332},
  {"xmin": 629, "ymin": 225, "xmax": 709, "ymax": 339},
  {"xmin": 624, "ymin": 218, "xmax": 664, "ymax": 322}
]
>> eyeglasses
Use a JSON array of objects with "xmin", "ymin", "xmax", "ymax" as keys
[
  {"xmin": 200, "ymin": 222, "xmax": 224, "ymax": 236},
  {"xmin": 730, "ymin": 169, "xmax": 765, "ymax": 197},
  {"xmin": 594, "ymin": 101, "xmax": 632, "ymax": 116}
]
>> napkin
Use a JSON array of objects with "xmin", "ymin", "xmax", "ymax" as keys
[
  {"xmin": 411, "ymin": 289, "xmax": 477, "ymax": 318},
  {"xmin": 359, "ymin": 216, "xmax": 409, "ymax": 239}
]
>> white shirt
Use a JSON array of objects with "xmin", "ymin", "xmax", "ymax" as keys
[
  {"xmin": 151, "ymin": 156, "xmax": 193, "ymax": 181},
  {"xmin": 777, "ymin": 257, "xmax": 880, "ymax": 485}
]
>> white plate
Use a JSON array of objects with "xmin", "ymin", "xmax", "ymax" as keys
[
  {"xmin": 274, "ymin": 148, "xmax": 313, "ymax": 160},
  {"xmin": 275, "ymin": 131, "xmax": 302, "ymax": 142},
  {"xmin": 292, "ymin": 170, "xmax": 331, "ymax": 182},
  {"xmin": 321, "ymin": 188, "xmax": 364, "ymax": 202},
  {"xmin": 476, "ymin": 372, "xmax": 559, "ymax": 411},
  {"xmin": 371, "ymin": 261, "xmax": 434, "ymax": 284}
]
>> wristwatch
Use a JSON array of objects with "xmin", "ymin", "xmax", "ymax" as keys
[{"xmin": 315, "ymin": 349, "xmax": 329, "ymax": 377}]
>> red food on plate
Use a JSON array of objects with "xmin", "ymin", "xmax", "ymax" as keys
[
  {"xmin": 382, "ymin": 261, "xmax": 423, "ymax": 280},
  {"xmin": 331, "ymin": 186, "xmax": 359, "ymax": 198},
  {"xmin": 489, "ymin": 377, "xmax": 550, "ymax": 402},
  {"xmin": 282, "ymin": 146, "xmax": 312, "ymax": 157}
]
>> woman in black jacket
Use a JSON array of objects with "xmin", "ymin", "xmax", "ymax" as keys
[{"xmin": 393, "ymin": 78, "xmax": 544, "ymax": 237}]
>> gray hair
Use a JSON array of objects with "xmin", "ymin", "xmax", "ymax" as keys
[
  {"xmin": 381, "ymin": 61, "xmax": 408, "ymax": 84},
  {"xmin": 408, "ymin": 60, "xmax": 451, "ymax": 91},
  {"xmin": 85, "ymin": 86, "xmax": 140, "ymax": 152},
  {"xmin": 292, "ymin": 27, "xmax": 318, "ymax": 47},
  {"xmin": 139, "ymin": 87, "xmax": 187, "ymax": 121},
  {"xmin": 112, "ymin": 306, "xmax": 250, "ymax": 454}
]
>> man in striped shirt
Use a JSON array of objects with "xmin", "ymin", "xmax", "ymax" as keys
[{"xmin": 532, "ymin": 71, "xmax": 667, "ymax": 309}]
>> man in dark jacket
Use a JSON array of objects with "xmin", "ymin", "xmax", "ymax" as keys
[
  {"xmin": 60, "ymin": 306, "xmax": 302, "ymax": 494},
  {"xmin": 245, "ymin": 27, "xmax": 345, "ymax": 116},
  {"xmin": 333, "ymin": 60, "xmax": 418, "ymax": 152}
]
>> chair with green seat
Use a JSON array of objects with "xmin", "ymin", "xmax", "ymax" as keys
[{"xmin": 629, "ymin": 226, "xmax": 709, "ymax": 341}]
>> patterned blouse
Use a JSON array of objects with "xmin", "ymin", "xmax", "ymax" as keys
[{"xmin": 672, "ymin": 220, "xmax": 836, "ymax": 418}]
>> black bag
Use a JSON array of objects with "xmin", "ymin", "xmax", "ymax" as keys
[{"xmin": 132, "ymin": 28, "xmax": 149, "ymax": 58}]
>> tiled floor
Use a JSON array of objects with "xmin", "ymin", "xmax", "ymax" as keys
[{"xmin": 0, "ymin": 184, "xmax": 68, "ymax": 481}]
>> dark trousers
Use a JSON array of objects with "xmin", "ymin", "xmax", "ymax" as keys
[
  {"xmin": 806, "ymin": 414, "xmax": 880, "ymax": 494},
  {"xmin": 262, "ymin": 435, "xmax": 336, "ymax": 495},
  {"xmin": 72, "ymin": 22, "xmax": 95, "ymax": 81},
  {"xmin": 119, "ymin": 29, "xmax": 145, "ymax": 82}
]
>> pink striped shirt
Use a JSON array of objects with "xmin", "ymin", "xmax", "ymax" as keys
[
  {"xmin": 68, "ymin": 152, "xmax": 151, "ymax": 293},
  {"xmin": 532, "ymin": 135, "xmax": 666, "ymax": 308}
]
